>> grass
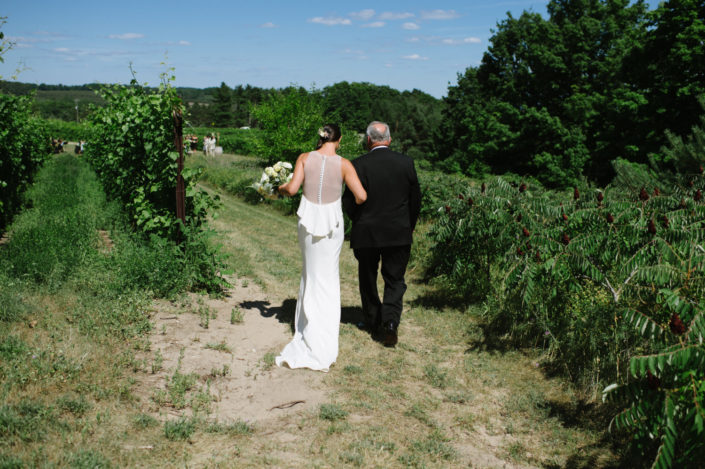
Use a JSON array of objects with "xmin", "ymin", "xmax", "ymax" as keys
[
  {"xmin": 0, "ymin": 151, "xmax": 619, "ymax": 467},
  {"xmin": 204, "ymin": 341, "xmax": 232, "ymax": 353}
]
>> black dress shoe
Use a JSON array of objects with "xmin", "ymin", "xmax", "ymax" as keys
[{"xmin": 381, "ymin": 321, "xmax": 398, "ymax": 347}]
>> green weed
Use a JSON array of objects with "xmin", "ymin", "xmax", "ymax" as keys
[{"xmin": 319, "ymin": 404, "xmax": 348, "ymax": 421}]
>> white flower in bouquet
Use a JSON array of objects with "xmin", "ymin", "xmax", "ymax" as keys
[{"xmin": 252, "ymin": 161, "xmax": 294, "ymax": 200}]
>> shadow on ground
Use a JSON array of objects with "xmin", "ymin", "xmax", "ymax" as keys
[{"xmin": 242, "ymin": 299, "xmax": 364, "ymax": 333}]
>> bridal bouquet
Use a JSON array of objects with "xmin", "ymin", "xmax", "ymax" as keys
[{"xmin": 252, "ymin": 161, "xmax": 293, "ymax": 199}]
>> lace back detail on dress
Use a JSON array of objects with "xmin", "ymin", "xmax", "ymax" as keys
[{"xmin": 302, "ymin": 151, "xmax": 342, "ymax": 205}]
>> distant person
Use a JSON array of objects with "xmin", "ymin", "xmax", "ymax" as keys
[{"xmin": 342, "ymin": 121, "xmax": 421, "ymax": 347}]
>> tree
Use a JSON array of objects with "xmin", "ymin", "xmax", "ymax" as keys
[
  {"xmin": 631, "ymin": 0, "xmax": 705, "ymax": 165},
  {"xmin": 250, "ymin": 86, "xmax": 324, "ymax": 164},
  {"xmin": 435, "ymin": 0, "xmax": 649, "ymax": 186},
  {"xmin": 212, "ymin": 82, "xmax": 233, "ymax": 127}
]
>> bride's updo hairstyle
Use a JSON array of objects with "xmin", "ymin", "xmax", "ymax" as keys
[{"xmin": 315, "ymin": 123, "xmax": 342, "ymax": 150}]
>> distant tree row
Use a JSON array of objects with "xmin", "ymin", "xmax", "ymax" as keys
[{"xmin": 434, "ymin": 0, "xmax": 705, "ymax": 187}]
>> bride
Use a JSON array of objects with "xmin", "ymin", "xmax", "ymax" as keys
[{"xmin": 275, "ymin": 124, "xmax": 367, "ymax": 371}]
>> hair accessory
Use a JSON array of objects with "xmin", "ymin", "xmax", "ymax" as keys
[{"xmin": 318, "ymin": 128, "xmax": 329, "ymax": 139}]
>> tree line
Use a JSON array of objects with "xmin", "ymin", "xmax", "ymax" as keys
[
  {"xmin": 2, "ymin": 0, "xmax": 704, "ymax": 189},
  {"xmin": 435, "ymin": 0, "xmax": 705, "ymax": 187}
]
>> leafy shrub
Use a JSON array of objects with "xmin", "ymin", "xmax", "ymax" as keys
[
  {"xmin": 428, "ymin": 150, "xmax": 704, "ymax": 466},
  {"xmin": 0, "ymin": 92, "xmax": 49, "ymax": 230},
  {"xmin": 41, "ymin": 118, "xmax": 89, "ymax": 142},
  {"xmin": 604, "ymin": 290, "xmax": 705, "ymax": 469},
  {"xmin": 86, "ymin": 77, "xmax": 215, "ymax": 241},
  {"xmin": 85, "ymin": 74, "xmax": 225, "ymax": 293}
]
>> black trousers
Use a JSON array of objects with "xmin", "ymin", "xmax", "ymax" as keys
[{"xmin": 353, "ymin": 245, "xmax": 411, "ymax": 327}]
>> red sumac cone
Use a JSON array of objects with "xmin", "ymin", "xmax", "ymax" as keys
[
  {"xmin": 653, "ymin": 187, "xmax": 660, "ymax": 196},
  {"xmin": 526, "ymin": 241, "xmax": 532, "ymax": 250},
  {"xmin": 519, "ymin": 183, "xmax": 527, "ymax": 193},
  {"xmin": 699, "ymin": 164, "xmax": 704, "ymax": 174},
  {"xmin": 522, "ymin": 227, "xmax": 530, "ymax": 237},
  {"xmin": 562, "ymin": 213, "xmax": 569, "ymax": 222},
  {"xmin": 662, "ymin": 215, "xmax": 669, "ymax": 228},
  {"xmin": 444, "ymin": 205, "xmax": 451, "ymax": 214},
  {"xmin": 458, "ymin": 194, "xmax": 464, "ymax": 200},
  {"xmin": 562, "ymin": 233, "xmax": 570, "ymax": 245},
  {"xmin": 607, "ymin": 213, "xmax": 614, "ymax": 223},
  {"xmin": 535, "ymin": 250, "xmax": 541, "ymax": 262},
  {"xmin": 516, "ymin": 247, "xmax": 524, "ymax": 256},
  {"xmin": 695, "ymin": 189, "xmax": 702, "ymax": 202},
  {"xmin": 573, "ymin": 188, "xmax": 579, "ymax": 200},
  {"xmin": 597, "ymin": 192, "xmax": 604, "ymax": 202},
  {"xmin": 648, "ymin": 219, "xmax": 656, "ymax": 234},
  {"xmin": 639, "ymin": 187, "xmax": 649, "ymax": 201},
  {"xmin": 646, "ymin": 370, "xmax": 661, "ymax": 390},
  {"xmin": 669, "ymin": 312, "xmax": 686, "ymax": 335},
  {"xmin": 481, "ymin": 182, "xmax": 486, "ymax": 193},
  {"xmin": 467, "ymin": 197, "xmax": 474, "ymax": 207}
]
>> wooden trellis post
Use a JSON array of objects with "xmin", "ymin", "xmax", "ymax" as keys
[{"xmin": 172, "ymin": 109, "xmax": 186, "ymax": 227}]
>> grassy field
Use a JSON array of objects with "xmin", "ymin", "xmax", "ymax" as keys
[{"xmin": 0, "ymin": 151, "xmax": 622, "ymax": 468}]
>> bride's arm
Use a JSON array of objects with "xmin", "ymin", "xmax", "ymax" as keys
[
  {"xmin": 342, "ymin": 159, "xmax": 367, "ymax": 205},
  {"xmin": 278, "ymin": 153, "xmax": 307, "ymax": 196}
]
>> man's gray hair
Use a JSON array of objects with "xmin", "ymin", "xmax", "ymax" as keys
[{"xmin": 366, "ymin": 121, "xmax": 391, "ymax": 143}]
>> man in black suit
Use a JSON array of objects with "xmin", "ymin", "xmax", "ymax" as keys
[{"xmin": 342, "ymin": 121, "xmax": 421, "ymax": 347}]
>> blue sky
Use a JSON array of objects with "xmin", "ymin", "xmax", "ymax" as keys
[{"xmin": 1, "ymin": 1, "xmax": 556, "ymax": 97}]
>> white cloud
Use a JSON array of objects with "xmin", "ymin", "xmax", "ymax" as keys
[
  {"xmin": 54, "ymin": 47, "xmax": 71, "ymax": 53},
  {"xmin": 108, "ymin": 32, "xmax": 144, "ymax": 40},
  {"xmin": 402, "ymin": 22, "xmax": 420, "ymax": 30},
  {"xmin": 403, "ymin": 54, "xmax": 428, "ymax": 60},
  {"xmin": 178, "ymin": 40, "xmax": 191, "ymax": 46},
  {"xmin": 442, "ymin": 37, "xmax": 481, "ymax": 45},
  {"xmin": 379, "ymin": 12, "xmax": 414, "ymax": 20},
  {"xmin": 421, "ymin": 9, "xmax": 460, "ymax": 20},
  {"xmin": 308, "ymin": 16, "xmax": 352, "ymax": 26},
  {"xmin": 349, "ymin": 9, "xmax": 375, "ymax": 21},
  {"xmin": 406, "ymin": 36, "xmax": 421, "ymax": 43},
  {"xmin": 260, "ymin": 22, "xmax": 277, "ymax": 28},
  {"xmin": 362, "ymin": 21, "xmax": 385, "ymax": 28},
  {"xmin": 344, "ymin": 48, "xmax": 369, "ymax": 60}
]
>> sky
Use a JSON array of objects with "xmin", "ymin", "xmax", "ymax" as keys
[{"xmin": 1, "ymin": 0, "xmax": 555, "ymax": 98}]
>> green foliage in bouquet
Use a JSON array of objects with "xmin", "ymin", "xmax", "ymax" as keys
[{"xmin": 0, "ymin": 93, "xmax": 50, "ymax": 230}]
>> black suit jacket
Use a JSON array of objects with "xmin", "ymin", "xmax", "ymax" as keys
[{"xmin": 342, "ymin": 147, "xmax": 421, "ymax": 249}]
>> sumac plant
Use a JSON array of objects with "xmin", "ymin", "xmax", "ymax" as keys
[
  {"xmin": 429, "ymin": 163, "xmax": 704, "ymax": 467},
  {"xmin": 86, "ymin": 76, "xmax": 216, "ymax": 240},
  {"xmin": 603, "ymin": 290, "xmax": 704, "ymax": 468}
]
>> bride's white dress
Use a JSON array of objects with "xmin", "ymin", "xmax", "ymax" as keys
[{"xmin": 275, "ymin": 152, "xmax": 344, "ymax": 372}]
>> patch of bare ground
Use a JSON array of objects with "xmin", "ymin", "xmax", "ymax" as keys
[{"xmin": 134, "ymin": 276, "xmax": 328, "ymax": 424}]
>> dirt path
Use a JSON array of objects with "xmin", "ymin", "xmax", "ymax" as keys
[
  {"xmin": 136, "ymin": 279, "xmax": 328, "ymax": 423},
  {"xmin": 131, "ymin": 178, "xmax": 614, "ymax": 468}
]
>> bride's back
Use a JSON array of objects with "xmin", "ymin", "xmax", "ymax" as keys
[{"xmin": 302, "ymin": 151, "xmax": 342, "ymax": 204}]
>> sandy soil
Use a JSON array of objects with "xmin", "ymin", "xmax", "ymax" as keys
[{"xmin": 134, "ymin": 277, "xmax": 328, "ymax": 423}]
